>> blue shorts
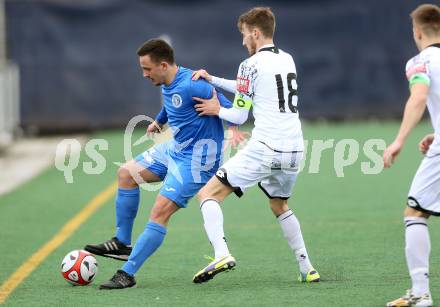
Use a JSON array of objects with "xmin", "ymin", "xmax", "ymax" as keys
[{"xmin": 135, "ymin": 140, "xmax": 217, "ymax": 208}]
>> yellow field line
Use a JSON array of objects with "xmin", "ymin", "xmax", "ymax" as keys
[{"xmin": 0, "ymin": 181, "xmax": 118, "ymax": 304}]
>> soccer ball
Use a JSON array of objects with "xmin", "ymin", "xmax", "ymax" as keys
[{"xmin": 61, "ymin": 250, "xmax": 98, "ymax": 286}]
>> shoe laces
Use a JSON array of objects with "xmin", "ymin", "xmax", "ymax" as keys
[
  {"xmin": 411, "ymin": 292, "xmax": 431, "ymax": 303},
  {"xmin": 402, "ymin": 289, "xmax": 413, "ymax": 300},
  {"xmin": 111, "ymin": 271, "xmax": 130, "ymax": 285}
]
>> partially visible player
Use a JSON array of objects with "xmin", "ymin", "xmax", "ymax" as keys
[
  {"xmin": 190, "ymin": 7, "xmax": 320, "ymax": 284},
  {"xmin": 383, "ymin": 4, "xmax": 440, "ymax": 307},
  {"xmin": 84, "ymin": 39, "xmax": 245, "ymax": 289}
]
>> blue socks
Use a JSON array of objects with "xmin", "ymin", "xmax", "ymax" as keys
[
  {"xmin": 115, "ymin": 187, "xmax": 140, "ymax": 245},
  {"xmin": 122, "ymin": 221, "xmax": 167, "ymax": 276},
  {"xmin": 114, "ymin": 187, "xmax": 168, "ymax": 276}
]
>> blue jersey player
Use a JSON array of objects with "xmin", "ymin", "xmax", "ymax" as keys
[{"xmin": 84, "ymin": 39, "xmax": 244, "ymax": 289}]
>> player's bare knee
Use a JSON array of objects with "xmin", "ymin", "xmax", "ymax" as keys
[
  {"xmin": 197, "ymin": 187, "xmax": 210, "ymax": 202},
  {"xmin": 150, "ymin": 203, "xmax": 169, "ymax": 224},
  {"xmin": 404, "ymin": 205, "xmax": 430, "ymax": 218},
  {"xmin": 269, "ymin": 199, "xmax": 289, "ymax": 216},
  {"xmin": 149, "ymin": 205, "xmax": 164, "ymax": 222},
  {"xmin": 117, "ymin": 166, "xmax": 137, "ymax": 188},
  {"xmin": 150, "ymin": 196, "xmax": 179, "ymax": 225}
]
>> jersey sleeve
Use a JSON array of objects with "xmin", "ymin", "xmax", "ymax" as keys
[
  {"xmin": 155, "ymin": 106, "xmax": 168, "ymax": 125},
  {"xmin": 211, "ymin": 76, "xmax": 236, "ymax": 93},
  {"xmin": 406, "ymin": 55, "xmax": 431, "ymax": 88},
  {"xmin": 233, "ymin": 60, "xmax": 257, "ymax": 111}
]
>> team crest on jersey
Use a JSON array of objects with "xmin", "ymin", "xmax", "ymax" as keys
[
  {"xmin": 172, "ymin": 94, "xmax": 183, "ymax": 108},
  {"xmin": 237, "ymin": 77, "xmax": 250, "ymax": 93}
]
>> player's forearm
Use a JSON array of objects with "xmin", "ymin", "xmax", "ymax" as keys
[
  {"xmin": 155, "ymin": 107, "xmax": 168, "ymax": 125},
  {"xmin": 218, "ymin": 107, "xmax": 248, "ymax": 125},
  {"xmin": 395, "ymin": 95, "xmax": 427, "ymax": 144},
  {"xmin": 211, "ymin": 76, "xmax": 236, "ymax": 94}
]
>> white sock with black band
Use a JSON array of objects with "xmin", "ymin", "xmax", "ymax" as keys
[
  {"xmin": 404, "ymin": 216, "xmax": 430, "ymax": 296},
  {"xmin": 277, "ymin": 209, "xmax": 313, "ymax": 274},
  {"xmin": 200, "ymin": 199, "xmax": 230, "ymax": 259}
]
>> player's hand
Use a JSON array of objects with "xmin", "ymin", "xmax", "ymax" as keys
[
  {"xmin": 192, "ymin": 69, "xmax": 212, "ymax": 82},
  {"xmin": 224, "ymin": 126, "xmax": 250, "ymax": 150},
  {"xmin": 146, "ymin": 121, "xmax": 162, "ymax": 136},
  {"xmin": 194, "ymin": 88, "xmax": 221, "ymax": 116},
  {"xmin": 419, "ymin": 133, "xmax": 434, "ymax": 154},
  {"xmin": 383, "ymin": 140, "xmax": 404, "ymax": 168}
]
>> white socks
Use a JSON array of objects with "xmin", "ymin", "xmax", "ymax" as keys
[
  {"xmin": 277, "ymin": 209, "xmax": 313, "ymax": 274},
  {"xmin": 405, "ymin": 216, "xmax": 431, "ymax": 296},
  {"xmin": 200, "ymin": 199, "xmax": 230, "ymax": 259}
]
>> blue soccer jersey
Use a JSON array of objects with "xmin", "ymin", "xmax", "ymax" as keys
[{"xmin": 136, "ymin": 67, "xmax": 233, "ymax": 207}]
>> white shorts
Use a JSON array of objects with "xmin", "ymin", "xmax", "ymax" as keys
[
  {"xmin": 408, "ymin": 154, "xmax": 440, "ymax": 216},
  {"xmin": 216, "ymin": 139, "xmax": 303, "ymax": 199}
]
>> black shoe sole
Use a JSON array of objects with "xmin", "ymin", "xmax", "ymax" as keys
[
  {"xmin": 193, "ymin": 261, "xmax": 236, "ymax": 284},
  {"xmin": 84, "ymin": 246, "xmax": 130, "ymax": 261},
  {"xmin": 99, "ymin": 283, "xmax": 137, "ymax": 290}
]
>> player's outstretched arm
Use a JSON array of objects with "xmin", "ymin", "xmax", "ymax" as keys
[
  {"xmin": 192, "ymin": 69, "xmax": 236, "ymax": 94},
  {"xmin": 383, "ymin": 83, "xmax": 429, "ymax": 167}
]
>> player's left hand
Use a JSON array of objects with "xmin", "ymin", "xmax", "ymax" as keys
[
  {"xmin": 146, "ymin": 121, "xmax": 162, "ymax": 136},
  {"xmin": 192, "ymin": 69, "xmax": 212, "ymax": 82},
  {"xmin": 224, "ymin": 126, "xmax": 250, "ymax": 150},
  {"xmin": 193, "ymin": 88, "xmax": 221, "ymax": 116},
  {"xmin": 383, "ymin": 140, "xmax": 403, "ymax": 168},
  {"xmin": 419, "ymin": 133, "xmax": 434, "ymax": 154}
]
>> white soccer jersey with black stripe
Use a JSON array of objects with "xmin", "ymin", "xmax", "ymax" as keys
[{"xmin": 233, "ymin": 44, "xmax": 304, "ymax": 152}]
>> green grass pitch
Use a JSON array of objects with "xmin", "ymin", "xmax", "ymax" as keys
[{"xmin": 0, "ymin": 121, "xmax": 438, "ymax": 306}]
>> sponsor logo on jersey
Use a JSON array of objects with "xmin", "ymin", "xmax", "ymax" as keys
[
  {"xmin": 237, "ymin": 77, "xmax": 250, "ymax": 93},
  {"xmin": 172, "ymin": 94, "xmax": 183, "ymax": 108},
  {"xmin": 406, "ymin": 63, "xmax": 428, "ymax": 80}
]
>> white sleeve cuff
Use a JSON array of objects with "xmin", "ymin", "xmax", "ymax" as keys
[
  {"xmin": 218, "ymin": 107, "xmax": 249, "ymax": 125},
  {"xmin": 211, "ymin": 76, "xmax": 236, "ymax": 94}
]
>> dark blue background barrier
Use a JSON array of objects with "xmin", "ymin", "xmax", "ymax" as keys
[{"xmin": 6, "ymin": 0, "xmax": 427, "ymax": 131}]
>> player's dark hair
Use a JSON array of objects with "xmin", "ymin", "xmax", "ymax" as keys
[
  {"xmin": 136, "ymin": 39, "xmax": 174, "ymax": 64},
  {"xmin": 411, "ymin": 4, "xmax": 440, "ymax": 36},
  {"xmin": 237, "ymin": 7, "xmax": 275, "ymax": 38}
]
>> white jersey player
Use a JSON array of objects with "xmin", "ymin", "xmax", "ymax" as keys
[
  {"xmin": 215, "ymin": 45, "xmax": 304, "ymax": 152},
  {"xmin": 383, "ymin": 4, "xmax": 440, "ymax": 307},
  {"xmin": 190, "ymin": 7, "xmax": 320, "ymax": 284}
]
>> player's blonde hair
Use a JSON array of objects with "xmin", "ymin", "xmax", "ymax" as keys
[
  {"xmin": 411, "ymin": 4, "xmax": 440, "ymax": 37},
  {"xmin": 237, "ymin": 7, "xmax": 275, "ymax": 38}
]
